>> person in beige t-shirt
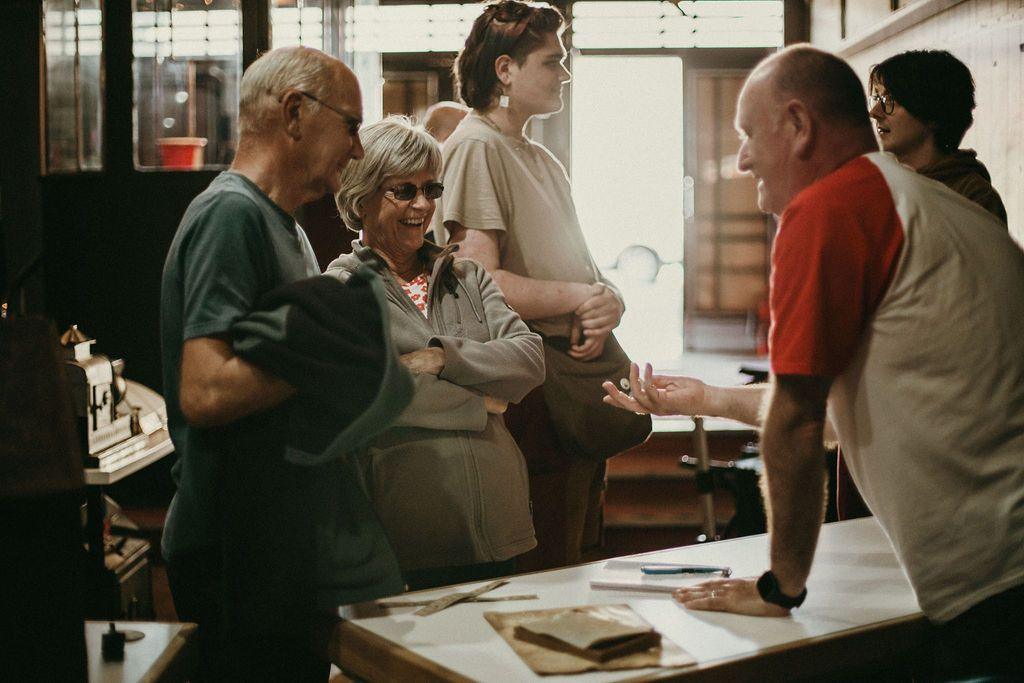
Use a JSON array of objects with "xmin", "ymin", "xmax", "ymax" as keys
[{"xmin": 435, "ymin": 0, "xmax": 627, "ymax": 571}]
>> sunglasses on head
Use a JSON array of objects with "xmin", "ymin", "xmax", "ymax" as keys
[{"xmin": 383, "ymin": 182, "xmax": 444, "ymax": 202}]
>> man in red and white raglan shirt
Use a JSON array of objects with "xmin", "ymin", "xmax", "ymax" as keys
[{"xmin": 607, "ymin": 46, "xmax": 1024, "ymax": 679}]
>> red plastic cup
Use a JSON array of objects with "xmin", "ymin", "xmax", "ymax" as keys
[{"xmin": 157, "ymin": 137, "xmax": 208, "ymax": 169}]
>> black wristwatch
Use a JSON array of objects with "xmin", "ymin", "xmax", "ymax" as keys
[{"xmin": 757, "ymin": 571, "xmax": 807, "ymax": 609}]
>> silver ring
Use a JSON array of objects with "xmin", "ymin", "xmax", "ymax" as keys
[
  {"xmin": 710, "ymin": 590, "xmax": 718, "ymax": 599},
  {"xmin": 634, "ymin": 411, "xmax": 645, "ymax": 416}
]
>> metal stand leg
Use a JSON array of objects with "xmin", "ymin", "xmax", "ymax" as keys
[{"xmin": 694, "ymin": 417, "xmax": 718, "ymax": 542}]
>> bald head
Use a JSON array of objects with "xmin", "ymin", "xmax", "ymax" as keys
[
  {"xmin": 750, "ymin": 45, "xmax": 873, "ymax": 133},
  {"xmin": 423, "ymin": 101, "xmax": 469, "ymax": 143},
  {"xmin": 735, "ymin": 46, "xmax": 877, "ymax": 215}
]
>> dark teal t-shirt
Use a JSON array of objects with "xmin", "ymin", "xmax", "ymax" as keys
[{"xmin": 159, "ymin": 171, "xmax": 319, "ymax": 560}]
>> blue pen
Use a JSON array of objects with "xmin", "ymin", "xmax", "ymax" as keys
[{"xmin": 640, "ymin": 564, "xmax": 732, "ymax": 577}]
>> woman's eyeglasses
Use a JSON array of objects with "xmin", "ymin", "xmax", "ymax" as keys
[
  {"xmin": 383, "ymin": 182, "xmax": 444, "ymax": 202},
  {"xmin": 870, "ymin": 92, "xmax": 896, "ymax": 115}
]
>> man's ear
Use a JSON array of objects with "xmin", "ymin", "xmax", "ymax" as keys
[
  {"xmin": 280, "ymin": 90, "xmax": 305, "ymax": 140},
  {"xmin": 785, "ymin": 99, "xmax": 814, "ymax": 159}
]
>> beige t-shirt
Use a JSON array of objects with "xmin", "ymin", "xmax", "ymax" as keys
[{"xmin": 435, "ymin": 111, "xmax": 601, "ymax": 337}]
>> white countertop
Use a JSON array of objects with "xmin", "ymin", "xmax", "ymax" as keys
[
  {"xmin": 334, "ymin": 518, "xmax": 922, "ymax": 681},
  {"xmin": 86, "ymin": 621, "xmax": 195, "ymax": 682}
]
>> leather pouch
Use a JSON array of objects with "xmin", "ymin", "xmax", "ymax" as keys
[
  {"xmin": 485, "ymin": 604, "xmax": 694, "ymax": 675},
  {"xmin": 540, "ymin": 333, "xmax": 652, "ymax": 461}
]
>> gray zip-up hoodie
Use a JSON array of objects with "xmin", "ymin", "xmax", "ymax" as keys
[{"xmin": 324, "ymin": 241, "xmax": 544, "ymax": 570}]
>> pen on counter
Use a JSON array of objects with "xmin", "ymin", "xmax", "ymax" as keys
[{"xmin": 640, "ymin": 564, "xmax": 732, "ymax": 577}]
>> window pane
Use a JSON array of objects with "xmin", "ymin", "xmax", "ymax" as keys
[
  {"xmin": 345, "ymin": 2, "xmax": 481, "ymax": 53},
  {"xmin": 132, "ymin": 0, "xmax": 241, "ymax": 170},
  {"xmin": 43, "ymin": 0, "xmax": 104, "ymax": 173},
  {"xmin": 572, "ymin": 1, "xmax": 783, "ymax": 49},
  {"xmin": 80, "ymin": 0, "xmax": 103, "ymax": 171},
  {"xmin": 271, "ymin": 0, "xmax": 326, "ymax": 51},
  {"xmin": 571, "ymin": 55, "xmax": 685, "ymax": 364}
]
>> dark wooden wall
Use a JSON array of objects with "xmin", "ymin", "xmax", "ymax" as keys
[
  {"xmin": 1, "ymin": 1, "xmax": 274, "ymax": 392},
  {"xmin": 1, "ymin": 1, "xmax": 48, "ymax": 313}
]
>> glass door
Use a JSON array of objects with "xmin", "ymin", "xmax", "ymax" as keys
[{"xmin": 570, "ymin": 54, "xmax": 685, "ymax": 364}]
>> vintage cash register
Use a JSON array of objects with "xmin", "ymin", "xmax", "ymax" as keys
[
  {"xmin": 61, "ymin": 325, "xmax": 168, "ymax": 618},
  {"xmin": 61, "ymin": 325, "xmax": 165, "ymax": 470}
]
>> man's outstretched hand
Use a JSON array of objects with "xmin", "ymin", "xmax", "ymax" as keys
[{"xmin": 601, "ymin": 362, "xmax": 709, "ymax": 417}]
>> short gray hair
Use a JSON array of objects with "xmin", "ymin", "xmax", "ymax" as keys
[
  {"xmin": 239, "ymin": 46, "xmax": 341, "ymax": 136},
  {"xmin": 335, "ymin": 116, "xmax": 443, "ymax": 233}
]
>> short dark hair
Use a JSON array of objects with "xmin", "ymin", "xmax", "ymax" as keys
[
  {"xmin": 766, "ymin": 45, "xmax": 872, "ymax": 131},
  {"xmin": 454, "ymin": 1, "xmax": 564, "ymax": 110},
  {"xmin": 869, "ymin": 50, "xmax": 975, "ymax": 153}
]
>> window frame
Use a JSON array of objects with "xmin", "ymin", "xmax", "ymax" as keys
[
  {"xmin": 41, "ymin": 0, "xmax": 106, "ymax": 175},
  {"xmin": 39, "ymin": 0, "xmax": 282, "ymax": 176}
]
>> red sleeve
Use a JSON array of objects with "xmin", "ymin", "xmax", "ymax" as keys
[{"xmin": 769, "ymin": 159, "xmax": 904, "ymax": 378}]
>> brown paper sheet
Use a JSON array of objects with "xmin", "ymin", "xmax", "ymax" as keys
[{"xmin": 484, "ymin": 604, "xmax": 695, "ymax": 676}]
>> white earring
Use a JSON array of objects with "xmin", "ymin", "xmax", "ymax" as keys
[{"xmin": 499, "ymin": 94, "xmax": 510, "ymax": 108}]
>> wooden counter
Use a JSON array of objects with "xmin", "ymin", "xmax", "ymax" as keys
[{"xmin": 330, "ymin": 518, "xmax": 926, "ymax": 681}]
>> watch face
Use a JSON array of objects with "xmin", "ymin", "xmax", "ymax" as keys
[{"xmin": 757, "ymin": 571, "xmax": 776, "ymax": 602}]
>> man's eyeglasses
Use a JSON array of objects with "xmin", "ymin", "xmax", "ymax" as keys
[
  {"xmin": 383, "ymin": 182, "xmax": 444, "ymax": 202},
  {"xmin": 870, "ymin": 92, "xmax": 896, "ymax": 115},
  {"xmin": 294, "ymin": 90, "xmax": 362, "ymax": 137}
]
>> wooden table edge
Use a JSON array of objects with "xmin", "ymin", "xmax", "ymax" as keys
[
  {"xmin": 139, "ymin": 622, "xmax": 198, "ymax": 683},
  {"xmin": 331, "ymin": 619, "xmax": 473, "ymax": 683},
  {"xmin": 627, "ymin": 612, "xmax": 929, "ymax": 681},
  {"xmin": 330, "ymin": 611, "xmax": 927, "ymax": 682}
]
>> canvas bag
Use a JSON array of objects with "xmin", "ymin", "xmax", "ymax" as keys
[{"xmin": 540, "ymin": 333, "xmax": 651, "ymax": 461}]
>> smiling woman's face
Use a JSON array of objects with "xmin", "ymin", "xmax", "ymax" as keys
[
  {"xmin": 360, "ymin": 168, "xmax": 437, "ymax": 261},
  {"xmin": 868, "ymin": 79, "xmax": 935, "ymax": 162}
]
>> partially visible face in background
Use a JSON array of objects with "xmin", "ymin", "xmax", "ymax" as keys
[{"xmin": 868, "ymin": 79, "xmax": 935, "ymax": 162}]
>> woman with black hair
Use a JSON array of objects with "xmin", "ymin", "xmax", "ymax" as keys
[{"xmin": 869, "ymin": 49, "xmax": 1007, "ymax": 223}]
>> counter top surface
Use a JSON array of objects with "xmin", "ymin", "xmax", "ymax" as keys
[{"xmin": 333, "ymin": 517, "xmax": 923, "ymax": 681}]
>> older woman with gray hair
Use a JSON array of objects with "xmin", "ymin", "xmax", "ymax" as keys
[{"xmin": 325, "ymin": 116, "xmax": 543, "ymax": 589}]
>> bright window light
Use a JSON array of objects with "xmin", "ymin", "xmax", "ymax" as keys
[
  {"xmin": 346, "ymin": 3, "xmax": 483, "ymax": 53},
  {"xmin": 572, "ymin": 1, "xmax": 783, "ymax": 49},
  {"xmin": 133, "ymin": 8, "xmax": 242, "ymax": 58},
  {"xmin": 571, "ymin": 55, "xmax": 685, "ymax": 363}
]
